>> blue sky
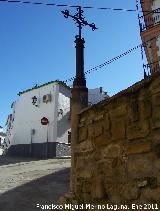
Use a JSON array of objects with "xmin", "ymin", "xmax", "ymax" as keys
[{"xmin": 0, "ymin": 0, "xmax": 146, "ymax": 128}]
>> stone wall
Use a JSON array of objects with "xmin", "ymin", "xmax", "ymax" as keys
[{"xmin": 61, "ymin": 72, "xmax": 160, "ymax": 208}]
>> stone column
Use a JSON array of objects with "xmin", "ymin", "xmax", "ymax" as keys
[{"xmin": 70, "ymin": 36, "xmax": 88, "ymax": 193}]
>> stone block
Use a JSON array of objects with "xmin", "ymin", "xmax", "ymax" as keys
[
  {"xmin": 80, "ymin": 117, "xmax": 86, "ymax": 123},
  {"xmin": 59, "ymin": 192, "xmax": 74, "ymax": 208},
  {"xmin": 83, "ymin": 192, "xmax": 91, "ymax": 203},
  {"xmin": 82, "ymin": 181, "xmax": 91, "ymax": 193},
  {"xmin": 101, "ymin": 144, "xmax": 121, "ymax": 158},
  {"xmin": 137, "ymin": 177, "xmax": 157, "ymax": 189},
  {"xmin": 98, "ymin": 158, "xmax": 126, "ymax": 183},
  {"xmin": 152, "ymin": 108, "xmax": 160, "ymax": 129},
  {"xmin": 154, "ymin": 160, "xmax": 160, "ymax": 174},
  {"xmin": 140, "ymin": 99, "xmax": 152, "ymax": 119},
  {"xmin": 153, "ymin": 94, "xmax": 160, "ymax": 106},
  {"xmin": 156, "ymin": 173, "xmax": 160, "ymax": 185},
  {"xmin": 94, "ymin": 124, "xmax": 103, "ymax": 137},
  {"xmin": 154, "ymin": 143, "xmax": 160, "ymax": 158},
  {"xmin": 76, "ymin": 152, "xmax": 93, "ymax": 163},
  {"xmin": 94, "ymin": 149, "xmax": 102, "ymax": 161},
  {"xmin": 88, "ymin": 124, "xmax": 95, "ymax": 139},
  {"xmin": 140, "ymin": 187, "xmax": 160, "ymax": 203},
  {"xmin": 77, "ymin": 168, "xmax": 93, "ymax": 179},
  {"xmin": 147, "ymin": 177, "xmax": 157, "ymax": 188},
  {"xmin": 150, "ymin": 78, "xmax": 160, "ymax": 93},
  {"xmin": 77, "ymin": 139, "xmax": 94, "ymax": 153},
  {"xmin": 103, "ymin": 113, "xmax": 110, "ymax": 131},
  {"xmin": 121, "ymin": 183, "xmax": 140, "ymax": 201},
  {"xmin": 98, "ymin": 159, "xmax": 115, "ymax": 177},
  {"xmin": 111, "ymin": 119, "xmax": 126, "ymax": 140},
  {"xmin": 90, "ymin": 131, "xmax": 111, "ymax": 148},
  {"xmin": 112, "ymin": 105, "xmax": 127, "ymax": 118},
  {"xmin": 126, "ymin": 141, "xmax": 151, "ymax": 155},
  {"xmin": 104, "ymin": 182, "xmax": 123, "ymax": 204},
  {"xmin": 88, "ymin": 118, "xmax": 94, "ymax": 125},
  {"xmin": 127, "ymin": 120, "xmax": 150, "ymax": 140},
  {"xmin": 94, "ymin": 114, "xmax": 104, "ymax": 122},
  {"xmin": 76, "ymin": 157, "xmax": 84, "ymax": 169},
  {"xmin": 152, "ymin": 118, "xmax": 160, "ymax": 129},
  {"xmin": 91, "ymin": 174, "xmax": 107, "ymax": 200},
  {"xmin": 93, "ymin": 135, "xmax": 107, "ymax": 147},
  {"xmin": 79, "ymin": 122, "xmax": 85, "ymax": 128},
  {"xmin": 127, "ymin": 154, "xmax": 154, "ymax": 179},
  {"xmin": 137, "ymin": 180, "xmax": 148, "ymax": 188},
  {"xmin": 112, "ymin": 158, "xmax": 127, "ymax": 183},
  {"xmin": 75, "ymin": 184, "xmax": 82, "ymax": 195},
  {"xmin": 130, "ymin": 100, "xmax": 139, "ymax": 122},
  {"xmin": 78, "ymin": 127, "xmax": 88, "ymax": 142}
]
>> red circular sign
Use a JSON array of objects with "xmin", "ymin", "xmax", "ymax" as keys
[{"xmin": 41, "ymin": 117, "xmax": 49, "ymax": 125}]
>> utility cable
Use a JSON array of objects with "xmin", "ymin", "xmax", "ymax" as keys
[
  {"xmin": 63, "ymin": 33, "xmax": 160, "ymax": 84},
  {"xmin": 0, "ymin": 0, "xmax": 153, "ymax": 13}
]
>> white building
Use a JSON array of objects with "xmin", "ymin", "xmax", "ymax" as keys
[
  {"xmin": 0, "ymin": 127, "xmax": 6, "ymax": 155},
  {"xmin": 0, "ymin": 127, "xmax": 6, "ymax": 145},
  {"xmin": 5, "ymin": 80, "xmax": 108, "ymax": 158}
]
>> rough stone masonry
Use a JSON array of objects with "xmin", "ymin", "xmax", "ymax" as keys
[{"xmin": 60, "ymin": 72, "xmax": 160, "ymax": 210}]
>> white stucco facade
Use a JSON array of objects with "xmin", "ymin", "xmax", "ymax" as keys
[
  {"xmin": 5, "ymin": 81, "xmax": 108, "ymax": 158},
  {"xmin": 0, "ymin": 128, "xmax": 6, "ymax": 155},
  {"xmin": 10, "ymin": 83, "xmax": 68, "ymax": 146},
  {"xmin": 0, "ymin": 132, "xmax": 6, "ymax": 146}
]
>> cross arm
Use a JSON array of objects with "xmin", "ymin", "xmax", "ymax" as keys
[{"xmin": 61, "ymin": 9, "xmax": 98, "ymax": 31}]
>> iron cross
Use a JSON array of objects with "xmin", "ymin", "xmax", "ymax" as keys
[{"xmin": 61, "ymin": 6, "xmax": 98, "ymax": 38}]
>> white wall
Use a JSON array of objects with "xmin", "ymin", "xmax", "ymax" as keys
[
  {"xmin": 0, "ymin": 148, "xmax": 3, "ymax": 156},
  {"xmin": 8, "ymin": 83, "xmax": 59, "ymax": 146},
  {"xmin": 56, "ymin": 85, "xmax": 71, "ymax": 144},
  {"xmin": 0, "ymin": 135, "xmax": 5, "ymax": 145}
]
